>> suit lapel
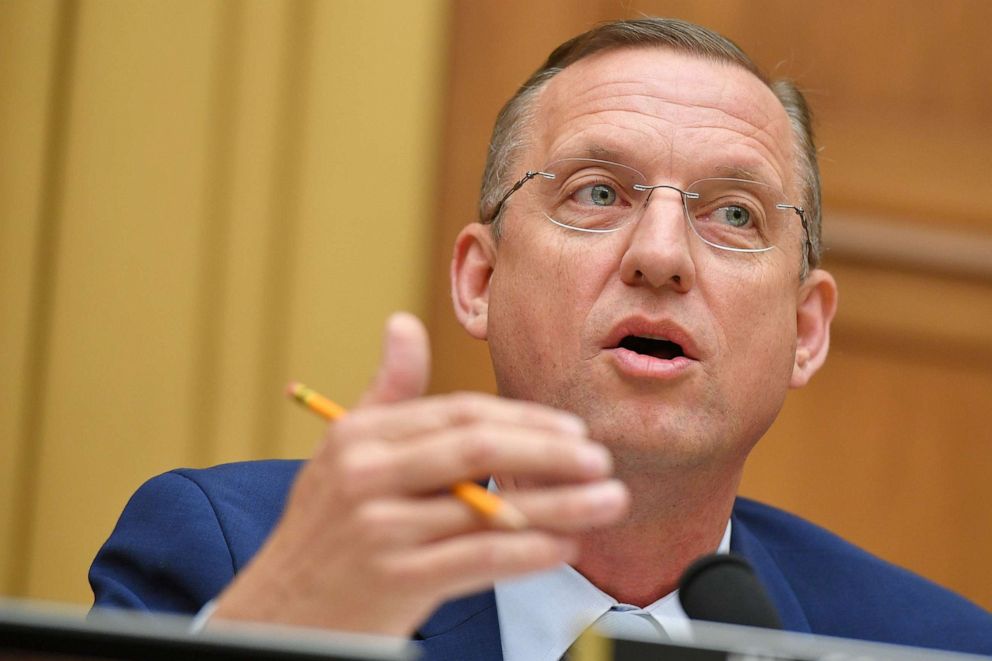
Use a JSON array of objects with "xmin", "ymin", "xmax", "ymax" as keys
[
  {"xmin": 414, "ymin": 590, "xmax": 503, "ymax": 661},
  {"xmin": 731, "ymin": 505, "xmax": 812, "ymax": 634},
  {"xmin": 412, "ymin": 504, "xmax": 810, "ymax": 659}
]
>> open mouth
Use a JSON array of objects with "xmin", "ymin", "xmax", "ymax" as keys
[{"xmin": 617, "ymin": 335, "xmax": 685, "ymax": 360}]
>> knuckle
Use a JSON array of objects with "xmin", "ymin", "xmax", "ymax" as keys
[
  {"xmin": 335, "ymin": 446, "xmax": 389, "ymax": 500},
  {"xmin": 458, "ymin": 426, "xmax": 501, "ymax": 470},
  {"xmin": 362, "ymin": 554, "xmax": 393, "ymax": 586},
  {"xmin": 476, "ymin": 537, "xmax": 518, "ymax": 573},
  {"xmin": 446, "ymin": 391, "xmax": 487, "ymax": 421},
  {"xmin": 330, "ymin": 413, "xmax": 361, "ymax": 439},
  {"xmin": 310, "ymin": 437, "xmax": 339, "ymax": 465},
  {"xmin": 472, "ymin": 541, "xmax": 501, "ymax": 574},
  {"xmin": 518, "ymin": 535, "xmax": 559, "ymax": 567},
  {"xmin": 352, "ymin": 502, "xmax": 397, "ymax": 547},
  {"xmin": 509, "ymin": 534, "xmax": 558, "ymax": 568},
  {"xmin": 554, "ymin": 492, "xmax": 590, "ymax": 520},
  {"xmin": 373, "ymin": 555, "xmax": 422, "ymax": 591}
]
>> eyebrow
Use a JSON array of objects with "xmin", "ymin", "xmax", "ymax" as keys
[
  {"xmin": 713, "ymin": 164, "xmax": 764, "ymax": 182},
  {"xmin": 576, "ymin": 145, "xmax": 625, "ymax": 162},
  {"xmin": 554, "ymin": 146, "xmax": 776, "ymax": 186}
]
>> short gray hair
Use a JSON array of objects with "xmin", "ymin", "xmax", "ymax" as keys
[{"xmin": 479, "ymin": 18, "xmax": 821, "ymax": 274}]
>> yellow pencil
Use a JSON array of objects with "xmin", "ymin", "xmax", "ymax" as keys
[
  {"xmin": 287, "ymin": 382, "xmax": 348, "ymax": 420},
  {"xmin": 287, "ymin": 382, "xmax": 528, "ymax": 531}
]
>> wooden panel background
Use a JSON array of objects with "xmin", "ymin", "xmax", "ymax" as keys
[
  {"xmin": 428, "ymin": 0, "xmax": 992, "ymax": 611},
  {"xmin": 0, "ymin": 0, "xmax": 448, "ymax": 604}
]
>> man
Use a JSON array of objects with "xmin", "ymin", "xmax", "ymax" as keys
[{"xmin": 90, "ymin": 18, "xmax": 992, "ymax": 660}]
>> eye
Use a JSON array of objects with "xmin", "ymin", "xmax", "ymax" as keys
[
  {"xmin": 716, "ymin": 205, "xmax": 750, "ymax": 227},
  {"xmin": 577, "ymin": 183, "xmax": 618, "ymax": 206}
]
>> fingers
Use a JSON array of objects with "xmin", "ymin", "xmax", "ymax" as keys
[
  {"xmin": 335, "ymin": 391, "xmax": 587, "ymax": 444},
  {"xmin": 347, "ymin": 480, "xmax": 629, "ymax": 547},
  {"xmin": 329, "ymin": 425, "xmax": 612, "ymax": 500},
  {"xmin": 358, "ymin": 312, "xmax": 431, "ymax": 407},
  {"xmin": 345, "ymin": 313, "xmax": 585, "ymax": 445},
  {"xmin": 504, "ymin": 480, "xmax": 630, "ymax": 531},
  {"xmin": 215, "ymin": 312, "xmax": 627, "ymax": 637},
  {"xmin": 376, "ymin": 530, "xmax": 579, "ymax": 604}
]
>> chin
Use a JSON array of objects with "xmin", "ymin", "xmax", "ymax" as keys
[{"xmin": 588, "ymin": 405, "xmax": 752, "ymax": 471}]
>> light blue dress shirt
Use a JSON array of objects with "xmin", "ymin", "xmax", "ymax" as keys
[{"xmin": 494, "ymin": 522, "xmax": 731, "ymax": 661}]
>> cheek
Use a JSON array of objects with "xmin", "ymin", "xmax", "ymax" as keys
[
  {"xmin": 699, "ymin": 282, "xmax": 797, "ymax": 455},
  {"xmin": 486, "ymin": 234, "xmax": 606, "ymax": 397},
  {"xmin": 706, "ymin": 262, "xmax": 799, "ymax": 383},
  {"xmin": 493, "ymin": 228, "xmax": 603, "ymax": 319}
]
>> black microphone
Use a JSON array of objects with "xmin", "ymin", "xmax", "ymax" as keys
[{"xmin": 678, "ymin": 553, "xmax": 783, "ymax": 629}]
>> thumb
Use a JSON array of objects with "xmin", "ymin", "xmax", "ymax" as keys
[{"xmin": 357, "ymin": 312, "xmax": 431, "ymax": 407}]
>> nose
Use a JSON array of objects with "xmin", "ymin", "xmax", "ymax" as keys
[{"xmin": 618, "ymin": 189, "xmax": 696, "ymax": 291}]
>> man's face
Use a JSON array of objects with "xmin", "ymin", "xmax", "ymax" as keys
[{"xmin": 472, "ymin": 47, "xmax": 819, "ymax": 475}]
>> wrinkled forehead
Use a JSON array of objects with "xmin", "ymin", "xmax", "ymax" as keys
[{"xmin": 528, "ymin": 46, "xmax": 796, "ymax": 189}]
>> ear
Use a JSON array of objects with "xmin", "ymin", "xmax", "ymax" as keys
[
  {"xmin": 791, "ymin": 268, "xmax": 838, "ymax": 388},
  {"xmin": 450, "ymin": 223, "xmax": 497, "ymax": 340}
]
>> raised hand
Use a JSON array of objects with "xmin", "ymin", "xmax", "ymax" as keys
[{"xmin": 212, "ymin": 313, "xmax": 629, "ymax": 634}]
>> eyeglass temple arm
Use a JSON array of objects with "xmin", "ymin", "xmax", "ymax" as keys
[
  {"xmin": 486, "ymin": 170, "xmax": 555, "ymax": 224},
  {"xmin": 778, "ymin": 204, "xmax": 812, "ymax": 266}
]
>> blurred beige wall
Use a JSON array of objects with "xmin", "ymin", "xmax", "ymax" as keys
[{"xmin": 0, "ymin": 0, "xmax": 448, "ymax": 604}]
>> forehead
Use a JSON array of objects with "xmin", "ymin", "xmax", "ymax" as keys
[{"xmin": 529, "ymin": 47, "xmax": 795, "ymax": 187}]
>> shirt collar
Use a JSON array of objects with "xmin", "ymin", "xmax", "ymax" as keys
[{"xmin": 494, "ymin": 521, "xmax": 732, "ymax": 661}]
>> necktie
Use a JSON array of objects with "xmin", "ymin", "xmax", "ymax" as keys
[
  {"xmin": 593, "ymin": 606, "xmax": 667, "ymax": 640},
  {"xmin": 563, "ymin": 606, "xmax": 667, "ymax": 660}
]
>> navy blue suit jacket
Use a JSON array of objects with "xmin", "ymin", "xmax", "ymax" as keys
[{"xmin": 90, "ymin": 460, "xmax": 992, "ymax": 659}]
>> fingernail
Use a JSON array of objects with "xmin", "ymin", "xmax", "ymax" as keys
[
  {"xmin": 557, "ymin": 538, "xmax": 579, "ymax": 563},
  {"xmin": 557, "ymin": 413, "xmax": 587, "ymax": 436},
  {"xmin": 578, "ymin": 444, "xmax": 611, "ymax": 475},
  {"xmin": 584, "ymin": 480, "xmax": 627, "ymax": 510}
]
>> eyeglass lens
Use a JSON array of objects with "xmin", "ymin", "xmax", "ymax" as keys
[{"xmin": 525, "ymin": 158, "xmax": 795, "ymax": 252}]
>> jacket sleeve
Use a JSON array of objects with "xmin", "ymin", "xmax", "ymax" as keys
[{"xmin": 89, "ymin": 470, "xmax": 238, "ymax": 615}]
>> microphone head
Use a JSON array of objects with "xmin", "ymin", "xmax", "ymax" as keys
[{"xmin": 678, "ymin": 553, "xmax": 783, "ymax": 630}]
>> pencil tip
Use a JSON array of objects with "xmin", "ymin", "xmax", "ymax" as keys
[{"xmin": 286, "ymin": 381, "xmax": 304, "ymax": 399}]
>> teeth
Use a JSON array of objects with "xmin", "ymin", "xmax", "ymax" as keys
[{"xmin": 635, "ymin": 334, "xmax": 670, "ymax": 342}]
